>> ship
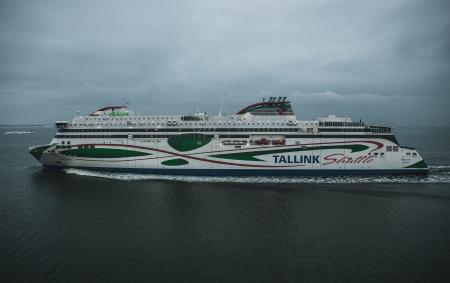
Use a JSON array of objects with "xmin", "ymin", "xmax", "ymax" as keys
[{"xmin": 29, "ymin": 97, "xmax": 428, "ymax": 176}]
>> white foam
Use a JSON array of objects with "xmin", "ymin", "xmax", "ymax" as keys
[
  {"xmin": 4, "ymin": 131, "xmax": 35, "ymax": 135},
  {"xmin": 430, "ymin": 165, "xmax": 450, "ymax": 169},
  {"xmin": 63, "ymin": 168, "xmax": 450, "ymax": 184}
]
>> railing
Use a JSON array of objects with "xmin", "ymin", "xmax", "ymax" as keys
[
  {"xmin": 368, "ymin": 126, "xmax": 392, "ymax": 133},
  {"xmin": 319, "ymin": 121, "xmax": 365, "ymax": 127},
  {"xmin": 318, "ymin": 123, "xmax": 392, "ymax": 133}
]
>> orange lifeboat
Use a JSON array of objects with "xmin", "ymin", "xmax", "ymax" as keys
[{"xmin": 254, "ymin": 138, "xmax": 270, "ymax": 145}]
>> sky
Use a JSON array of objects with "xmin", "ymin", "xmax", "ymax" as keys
[{"xmin": 0, "ymin": 0, "xmax": 449, "ymax": 126}]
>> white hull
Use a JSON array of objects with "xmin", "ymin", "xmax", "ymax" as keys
[{"xmin": 32, "ymin": 136, "xmax": 428, "ymax": 175}]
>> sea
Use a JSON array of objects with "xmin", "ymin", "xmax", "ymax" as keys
[{"xmin": 1, "ymin": 125, "xmax": 449, "ymax": 282}]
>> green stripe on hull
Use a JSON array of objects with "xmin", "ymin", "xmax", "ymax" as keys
[
  {"xmin": 161, "ymin": 158, "xmax": 189, "ymax": 166},
  {"xmin": 405, "ymin": 159, "xmax": 428, "ymax": 169},
  {"xmin": 60, "ymin": 148, "xmax": 151, "ymax": 158},
  {"xmin": 168, "ymin": 134, "xmax": 212, "ymax": 152},
  {"xmin": 210, "ymin": 144, "xmax": 369, "ymax": 162}
]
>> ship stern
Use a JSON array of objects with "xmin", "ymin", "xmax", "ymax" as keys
[{"xmin": 403, "ymin": 149, "xmax": 429, "ymax": 175}]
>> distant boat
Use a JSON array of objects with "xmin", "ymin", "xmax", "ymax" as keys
[{"xmin": 29, "ymin": 97, "xmax": 428, "ymax": 176}]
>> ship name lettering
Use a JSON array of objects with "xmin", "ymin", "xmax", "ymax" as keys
[
  {"xmin": 273, "ymin": 155, "xmax": 320, "ymax": 164},
  {"xmin": 322, "ymin": 153, "xmax": 374, "ymax": 165}
]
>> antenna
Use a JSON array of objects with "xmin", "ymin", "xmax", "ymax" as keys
[
  {"xmin": 122, "ymin": 98, "xmax": 129, "ymax": 108},
  {"xmin": 218, "ymin": 91, "xmax": 227, "ymax": 117}
]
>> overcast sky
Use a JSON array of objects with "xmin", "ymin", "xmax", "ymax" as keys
[{"xmin": 0, "ymin": 0, "xmax": 449, "ymax": 126}]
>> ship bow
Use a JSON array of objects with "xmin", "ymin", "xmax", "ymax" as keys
[{"xmin": 29, "ymin": 144, "xmax": 52, "ymax": 161}]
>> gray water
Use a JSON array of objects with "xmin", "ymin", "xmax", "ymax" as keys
[{"xmin": 1, "ymin": 126, "xmax": 450, "ymax": 282}]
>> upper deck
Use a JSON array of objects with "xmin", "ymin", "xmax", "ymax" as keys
[{"xmin": 55, "ymin": 97, "xmax": 392, "ymax": 135}]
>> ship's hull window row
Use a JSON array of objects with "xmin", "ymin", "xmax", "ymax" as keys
[
  {"xmin": 58, "ymin": 128, "xmax": 301, "ymax": 133},
  {"xmin": 58, "ymin": 127, "xmax": 390, "ymax": 133},
  {"xmin": 54, "ymin": 134, "xmax": 398, "ymax": 144}
]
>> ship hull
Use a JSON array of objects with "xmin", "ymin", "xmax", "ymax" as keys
[{"xmin": 31, "ymin": 136, "xmax": 429, "ymax": 176}]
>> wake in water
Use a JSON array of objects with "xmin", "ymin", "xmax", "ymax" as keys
[{"xmin": 62, "ymin": 166, "xmax": 450, "ymax": 184}]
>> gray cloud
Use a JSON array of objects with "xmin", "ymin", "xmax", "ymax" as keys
[{"xmin": 0, "ymin": 0, "xmax": 449, "ymax": 126}]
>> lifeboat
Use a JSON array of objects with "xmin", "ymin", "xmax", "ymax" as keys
[
  {"xmin": 271, "ymin": 139, "xmax": 285, "ymax": 145},
  {"xmin": 254, "ymin": 138, "xmax": 270, "ymax": 145}
]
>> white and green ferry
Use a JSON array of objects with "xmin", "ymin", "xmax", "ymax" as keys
[{"xmin": 30, "ymin": 97, "xmax": 428, "ymax": 176}]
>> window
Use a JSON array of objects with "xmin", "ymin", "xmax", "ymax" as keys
[
  {"xmin": 386, "ymin": 146, "xmax": 392, "ymax": 152},
  {"xmin": 393, "ymin": 146, "xmax": 399, "ymax": 152}
]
